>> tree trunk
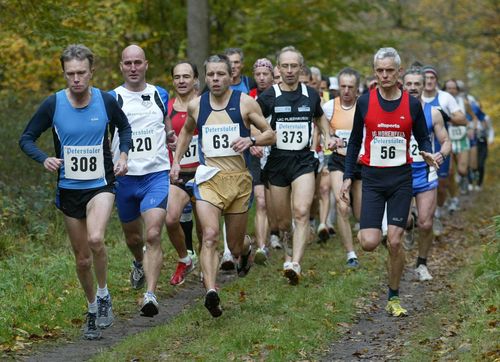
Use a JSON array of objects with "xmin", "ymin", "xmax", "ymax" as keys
[{"xmin": 187, "ymin": 0, "xmax": 209, "ymax": 90}]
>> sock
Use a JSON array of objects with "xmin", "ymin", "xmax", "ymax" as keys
[
  {"xmin": 180, "ymin": 219, "xmax": 194, "ymax": 252},
  {"xmin": 416, "ymin": 257, "xmax": 427, "ymax": 267},
  {"xmin": 347, "ymin": 251, "xmax": 357, "ymax": 260},
  {"xmin": 96, "ymin": 285, "xmax": 109, "ymax": 298},
  {"xmin": 179, "ymin": 255, "xmax": 191, "ymax": 264},
  {"xmin": 207, "ymin": 288, "xmax": 217, "ymax": 294},
  {"xmin": 388, "ymin": 287, "xmax": 399, "ymax": 300},
  {"xmin": 88, "ymin": 298, "xmax": 98, "ymax": 314}
]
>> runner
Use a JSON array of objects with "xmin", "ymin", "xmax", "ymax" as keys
[
  {"xmin": 323, "ymin": 67, "xmax": 363, "ymax": 267},
  {"xmin": 170, "ymin": 54, "xmax": 275, "ymax": 317},
  {"xmin": 340, "ymin": 47, "xmax": 441, "ymax": 317},
  {"xmin": 164, "ymin": 61, "xmax": 202, "ymax": 287},
  {"xmin": 109, "ymin": 45, "xmax": 174, "ymax": 317},
  {"xmin": 403, "ymin": 68, "xmax": 451, "ymax": 281},
  {"xmin": 224, "ymin": 48, "xmax": 256, "ymax": 94},
  {"xmin": 19, "ymin": 44, "xmax": 131, "ymax": 339},
  {"xmin": 257, "ymin": 46, "xmax": 335, "ymax": 285}
]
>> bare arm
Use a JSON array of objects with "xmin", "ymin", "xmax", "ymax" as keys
[
  {"xmin": 316, "ymin": 114, "xmax": 335, "ymax": 150},
  {"xmin": 432, "ymin": 108, "xmax": 451, "ymax": 157}
]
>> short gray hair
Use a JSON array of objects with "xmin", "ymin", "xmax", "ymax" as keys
[
  {"xmin": 402, "ymin": 67, "xmax": 423, "ymax": 83},
  {"xmin": 373, "ymin": 47, "xmax": 401, "ymax": 68},
  {"xmin": 277, "ymin": 46, "xmax": 304, "ymax": 66},
  {"xmin": 224, "ymin": 48, "xmax": 244, "ymax": 62},
  {"xmin": 204, "ymin": 54, "xmax": 232, "ymax": 75},
  {"xmin": 60, "ymin": 44, "xmax": 94, "ymax": 71}
]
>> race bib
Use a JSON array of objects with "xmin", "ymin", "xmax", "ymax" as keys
[
  {"xmin": 428, "ymin": 166, "xmax": 438, "ymax": 182},
  {"xmin": 202, "ymin": 124, "xmax": 240, "ymax": 157},
  {"xmin": 335, "ymin": 129, "xmax": 351, "ymax": 156},
  {"xmin": 409, "ymin": 135, "xmax": 424, "ymax": 162},
  {"xmin": 63, "ymin": 145, "xmax": 104, "ymax": 180},
  {"xmin": 448, "ymin": 125, "xmax": 467, "ymax": 141},
  {"xmin": 369, "ymin": 137, "xmax": 407, "ymax": 167},
  {"xmin": 180, "ymin": 135, "xmax": 199, "ymax": 165},
  {"xmin": 276, "ymin": 122, "xmax": 309, "ymax": 150},
  {"xmin": 129, "ymin": 129, "xmax": 157, "ymax": 159}
]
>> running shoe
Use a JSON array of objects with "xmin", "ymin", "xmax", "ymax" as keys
[
  {"xmin": 237, "ymin": 246, "xmax": 252, "ymax": 277},
  {"xmin": 130, "ymin": 260, "xmax": 145, "ymax": 290},
  {"xmin": 385, "ymin": 297, "xmax": 408, "ymax": 317},
  {"xmin": 317, "ymin": 223, "xmax": 329, "ymax": 243},
  {"xmin": 204, "ymin": 290, "xmax": 222, "ymax": 318},
  {"xmin": 447, "ymin": 197, "xmax": 460, "ymax": 214},
  {"xmin": 96, "ymin": 294, "xmax": 114, "ymax": 329},
  {"xmin": 327, "ymin": 223, "xmax": 336, "ymax": 236},
  {"xmin": 353, "ymin": 222, "xmax": 360, "ymax": 232},
  {"xmin": 254, "ymin": 247, "xmax": 269, "ymax": 265},
  {"xmin": 220, "ymin": 252, "xmax": 236, "ymax": 271},
  {"xmin": 433, "ymin": 218, "xmax": 444, "ymax": 237},
  {"xmin": 140, "ymin": 291, "xmax": 159, "ymax": 317},
  {"xmin": 346, "ymin": 258, "xmax": 359, "ymax": 268},
  {"xmin": 415, "ymin": 264, "xmax": 433, "ymax": 281},
  {"xmin": 188, "ymin": 250, "xmax": 198, "ymax": 266},
  {"xmin": 269, "ymin": 234, "xmax": 283, "ymax": 249},
  {"xmin": 170, "ymin": 258, "xmax": 195, "ymax": 286},
  {"xmin": 283, "ymin": 262, "xmax": 301, "ymax": 285},
  {"xmin": 83, "ymin": 312, "xmax": 102, "ymax": 340}
]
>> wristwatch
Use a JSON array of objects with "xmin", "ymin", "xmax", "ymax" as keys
[{"xmin": 250, "ymin": 136, "xmax": 257, "ymax": 146}]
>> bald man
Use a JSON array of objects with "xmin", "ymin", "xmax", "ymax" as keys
[{"xmin": 110, "ymin": 44, "xmax": 175, "ymax": 317}]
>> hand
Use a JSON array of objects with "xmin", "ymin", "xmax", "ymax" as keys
[
  {"xmin": 43, "ymin": 157, "xmax": 63, "ymax": 172},
  {"xmin": 170, "ymin": 162, "xmax": 181, "ymax": 183},
  {"xmin": 249, "ymin": 145, "xmax": 264, "ymax": 158},
  {"xmin": 230, "ymin": 136, "xmax": 252, "ymax": 153},
  {"xmin": 327, "ymin": 138, "xmax": 339, "ymax": 151},
  {"xmin": 114, "ymin": 157, "xmax": 128, "ymax": 176},
  {"xmin": 167, "ymin": 130, "xmax": 177, "ymax": 151},
  {"xmin": 340, "ymin": 178, "xmax": 352, "ymax": 204},
  {"xmin": 420, "ymin": 151, "xmax": 440, "ymax": 169}
]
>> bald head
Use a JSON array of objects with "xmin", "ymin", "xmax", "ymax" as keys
[{"xmin": 120, "ymin": 44, "xmax": 148, "ymax": 91}]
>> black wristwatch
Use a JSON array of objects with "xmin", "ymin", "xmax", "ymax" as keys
[{"xmin": 250, "ymin": 136, "xmax": 257, "ymax": 146}]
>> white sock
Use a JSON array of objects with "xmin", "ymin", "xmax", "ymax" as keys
[
  {"xmin": 347, "ymin": 251, "xmax": 357, "ymax": 260},
  {"xmin": 179, "ymin": 255, "xmax": 191, "ymax": 264},
  {"xmin": 96, "ymin": 285, "xmax": 109, "ymax": 298},
  {"xmin": 88, "ymin": 298, "xmax": 98, "ymax": 314},
  {"xmin": 223, "ymin": 222, "xmax": 231, "ymax": 255},
  {"xmin": 207, "ymin": 288, "xmax": 217, "ymax": 294}
]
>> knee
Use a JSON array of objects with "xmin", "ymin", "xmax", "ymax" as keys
[
  {"xmin": 87, "ymin": 234, "xmax": 105, "ymax": 251},
  {"xmin": 125, "ymin": 232, "xmax": 143, "ymax": 247},
  {"xmin": 256, "ymin": 195, "xmax": 266, "ymax": 211},
  {"xmin": 417, "ymin": 217, "xmax": 433, "ymax": 232},
  {"xmin": 165, "ymin": 213, "xmax": 179, "ymax": 228},
  {"xmin": 146, "ymin": 226, "xmax": 162, "ymax": 244},
  {"xmin": 387, "ymin": 234, "xmax": 403, "ymax": 253},
  {"xmin": 202, "ymin": 227, "xmax": 219, "ymax": 246},
  {"xmin": 75, "ymin": 254, "xmax": 92, "ymax": 271},
  {"xmin": 359, "ymin": 232, "xmax": 379, "ymax": 251},
  {"xmin": 294, "ymin": 206, "xmax": 310, "ymax": 222}
]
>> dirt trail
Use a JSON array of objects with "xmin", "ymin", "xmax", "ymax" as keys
[{"xmin": 322, "ymin": 194, "xmax": 482, "ymax": 361}]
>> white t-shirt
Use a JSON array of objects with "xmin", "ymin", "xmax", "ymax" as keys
[{"xmin": 422, "ymin": 90, "xmax": 461, "ymax": 117}]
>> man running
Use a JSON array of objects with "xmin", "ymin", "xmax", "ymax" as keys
[
  {"xmin": 322, "ymin": 67, "xmax": 363, "ymax": 268},
  {"xmin": 110, "ymin": 45, "xmax": 173, "ymax": 317},
  {"xmin": 165, "ymin": 61, "xmax": 201, "ymax": 285},
  {"xmin": 19, "ymin": 44, "xmax": 131, "ymax": 339},
  {"xmin": 340, "ymin": 47, "xmax": 441, "ymax": 316},
  {"xmin": 171, "ymin": 54, "xmax": 275, "ymax": 317},
  {"xmin": 403, "ymin": 68, "xmax": 451, "ymax": 281},
  {"xmin": 224, "ymin": 48, "xmax": 256, "ymax": 94},
  {"xmin": 257, "ymin": 46, "xmax": 334, "ymax": 285}
]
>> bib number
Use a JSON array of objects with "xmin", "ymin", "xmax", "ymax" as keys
[
  {"xmin": 428, "ymin": 166, "xmax": 438, "ymax": 182},
  {"xmin": 181, "ymin": 135, "xmax": 199, "ymax": 165},
  {"xmin": 369, "ymin": 137, "xmax": 407, "ymax": 167},
  {"xmin": 276, "ymin": 122, "xmax": 309, "ymax": 150},
  {"xmin": 129, "ymin": 130, "xmax": 157, "ymax": 159},
  {"xmin": 448, "ymin": 125, "xmax": 467, "ymax": 141},
  {"xmin": 409, "ymin": 135, "xmax": 424, "ymax": 162},
  {"xmin": 202, "ymin": 124, "xmax": 240, "ymax": 157},
  {"xmin": 334, "ymin": 129, "xmax": 351, "ymax": 156},
  {"xmin": 63, "ymin": 145, "xmax": 104, "ymax": 180}
]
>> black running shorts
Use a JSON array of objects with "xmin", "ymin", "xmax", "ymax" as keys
[
  {"xmin": 264, "ymin": 150, "xmax": 319, "ymax": 187},
  {"xmin": 55, "ymin": 184, "xmax": 115, "ymax": 219}
]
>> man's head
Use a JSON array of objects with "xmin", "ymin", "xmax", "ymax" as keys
[
  {"xmin": 171, "ymin": 61, "xmax": 199, "ymax": 97},
  {"xmin": 277, "ymin": 46, "xmax": 304, "ymax": 87},
  {"xmin": 120, "ymin": 45, "xmax": 148, "ymax": 90},
  {"xmin": 299, "ymin": 65, "xmax": 312, "ymax": 85},
  {"xmin": 337, "ymin": 67, "xmax": 360, "ymax": 106},
  {"xmin": 204, "ymin": 54, "xmax": 232, "ymax": 97},
  {"xmin": 422, "ymin": 65, "xmax": 439, "ymax": 93},
  {"xmin": 224, "ymin": 48, "xmax": 244, "ymax": 82},
  {"xmin": 403, "ymin": 68, "xmax": 424, "ymax": 99},
  {"xmin": 310, "ymin": 66, "xmax": 322, "ymax": 91},
  {"xmin": 60, "ymin": 44, "xmax": 94, "ymax": 96},
  {"xmin": 320, "ymin": 76, "xmax": 329, "ymax": 94},
  {"xmin": 373, "ymin": 47, "xmax": 401, "ymax": 91},
  {"xmin": 253, "ymin": 58, "xmax": 274, "ymax": 92},
  {"xmin": 273, "ymin": 66, "xmax": 282, "ymax": 85},
  {"xmin": 444, "ymin": 79, "xmax": 459, "ymax": 97}
]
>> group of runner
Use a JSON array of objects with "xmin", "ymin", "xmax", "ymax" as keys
[{"xmin": 19, "ymin": 43, "xmax": 493, "ymax": 340}]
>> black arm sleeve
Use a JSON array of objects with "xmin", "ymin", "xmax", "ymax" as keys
[
  {"xmin": 18, "ymin": 95, "xmax": 56, "ymax": 164},
  {"xmin": 410, "ymin": 98, "xmax": 432, "ymax": 153},
  {"xmin": 102, "ymin": 92, "xmax": 132, "ymax": 154},
  {"xmin": 256, "ymin": 87, "xmax": 275, "ymax": 118},
  {"xmin": 344, "ymin": 97, "xmax": 366, "ymax": 180}
]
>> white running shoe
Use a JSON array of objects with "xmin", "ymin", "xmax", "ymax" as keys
[
  {"xmin": 269, "ymin": 234, "xmax": 283, "ymax": 249},
  {"xmin": 283, "ymin": 262, "xmax": 301, "ymax": 285},
  {"xmin": 220, "ymin": 252, "xmax": 236, "ymax": 271},
  {"xmin": 415, "ymin": 264, "xmax": 433, "ymax": 281},
  {"xmin": 433, "ymin": 218, "xmax": 443, "ymax": 237}
]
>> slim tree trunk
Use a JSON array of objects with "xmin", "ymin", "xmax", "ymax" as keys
[{"xmin": 187, "ymin": 0, "xmax": 209, "ymax": 90}]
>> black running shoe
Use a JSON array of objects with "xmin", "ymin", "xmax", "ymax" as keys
[
  {"xmin": 204, "ymin": 290, "xmax": 222, "ymax": 318},
  {"xmin": 236, "ymin": 246, "xmax": 252, "ymax": 277},
  {"xmin": 83, "ymin": 312, "xmax": 102, "ymax": 340}
]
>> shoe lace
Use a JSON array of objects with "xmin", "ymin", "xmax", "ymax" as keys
[
  {"xmin": 133, "ymin": 264, "xmax": 145, "ymax": 281},
  {"xmin": 97, "ymin": 296, "xmax": 109, "ymax": 317},
  {"xmin": 87, "ymin": 312, "xmax": 97, "ymax": 330}
]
